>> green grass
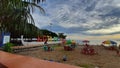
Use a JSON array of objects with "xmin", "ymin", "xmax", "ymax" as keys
[{"xmin": 76, "ymin": 63, "xmax": 94, "ymax": 68}]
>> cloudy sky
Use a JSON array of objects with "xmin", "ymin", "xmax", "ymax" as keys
[{"xmin": 32, "ymin": 0, "xmax": 120, "ymax": 43}]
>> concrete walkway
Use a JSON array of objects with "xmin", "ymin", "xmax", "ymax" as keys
[{"xmin": 0, "ymin": 51, "xmax": 81, "ymax": 68}]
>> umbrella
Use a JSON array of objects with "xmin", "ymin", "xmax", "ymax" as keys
[
  {"xmin": 102, "ymin": 40, "xmax": 117, "ymax": 45},
  {"xmin": 82, "ymin": 40, "xmax": 89, "ymax": 44},
  {"xmin": 82, "ymin": 40, "xmax": 89, "ymax": 43},
  {"xmin": 110, "ymin": 41, "xmax": 117, "ymax": 44},
  {"xmin": 66, "ymin": 40, "xmax": 72, "ymax": 44},
  {"xmin": 102, "ymin": 41, "xmax": 111, "ymax": 44},
  {"xmin": 102, "ymin": 40, "xmax": 117, "ymax": 47}
]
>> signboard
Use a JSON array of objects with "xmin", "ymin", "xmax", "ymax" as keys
[
  {"xmin": 0, "ymin": 32, "xmax": 10, "ymax": 47},
  {"xmin": 3, "ymin": 35, "xmax": 10, "ymax": 44}
]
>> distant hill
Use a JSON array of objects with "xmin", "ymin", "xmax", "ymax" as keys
[{"xmin": 8, "ymin": 23, "xmax": 58, "ymax": 38}]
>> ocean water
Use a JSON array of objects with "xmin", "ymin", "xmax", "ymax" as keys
[{"xmin": 75, "ymin": 40, "xmax": 120, "ymax": 46}]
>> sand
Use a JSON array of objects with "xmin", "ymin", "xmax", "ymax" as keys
[{"xmin": 15, "ymin": 45, "xmax": 120, "ymax": 68}]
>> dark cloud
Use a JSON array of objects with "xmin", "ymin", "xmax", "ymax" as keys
[
  {"xmin": 102, "ymin": 8, "xmax": 120, "ymax": 17},
  {"xmin": 85, "ymin": 1, "xmax": 97, "ymax": 11}
]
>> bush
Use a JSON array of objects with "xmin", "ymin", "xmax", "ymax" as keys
[{"xmin": 2, "ymin": 43, "xmax": 14, "ymax": 53}]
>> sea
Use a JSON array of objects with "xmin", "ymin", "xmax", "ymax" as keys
[{"xmin": 75, "ymin": 40, "xmax": 120, "ymax": 46}]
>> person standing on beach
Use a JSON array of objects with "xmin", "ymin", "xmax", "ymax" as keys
[
  {"xmin": 43, "ymin": 39, "xmax": 48, "ymax": 51},
  {"xmin": 44, "ymin": 39, "xmax": 48, "ymax": 45}
]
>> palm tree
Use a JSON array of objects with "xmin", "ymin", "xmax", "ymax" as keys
[
  {"xmin": 0, "ymin": 0, "xmax": 45, "ymax": 33},
  {"xmin": 58, "ymin": 33, "xmax": 67, "ymax": 39}
]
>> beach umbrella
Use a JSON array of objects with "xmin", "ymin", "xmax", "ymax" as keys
[
  {"xmin": 102, "ymin": 40, "xmax": 117, "ymax": 45},
  {"xmin": 102, "ymin": 40, "xmax": 117, "ymax": 46},
  {"xmin": 66, "ymin": 40, "xmax": 72, "ymax": 44},
  {"xmin": 110, "ymin": 41, "xmax": 117, "ymax": 45},
  {"xmin": 82, "ymin": 40, "xmax": 89, "ymax": 45},
  {"xmin": 82, "ymin": 40, "xmax": 89, "ymax": 43},
  {"xmin": 102, "ymin": 41, "xmax": 111, "ymax": 44}
]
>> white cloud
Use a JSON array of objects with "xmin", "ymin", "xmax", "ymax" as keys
[
  {"xmin": 67, "ymin": 34, "xmax": 120, "ymax": 41},
  {"xmin": 113, "ymin": 0, "xmax": 120, "ymax": 7},
  {"xmin": 116, "ymin": 4, "xmax": 120, "ymax": 7},
  {"xmin": 32, "ymin": 0, "xmax": 120, "ymax": 37},
  {"xmin": 83, "ymin": 19, "xmax": 103, "ymax": 28},
  {"xmin": 32, "ymin": 13, "xmax": 52, "ymax": 28},
  {"xmin": 66, "ymin": 34, "xmax": 87, "ymax": 40},
  {"xmin": 59, "ymin": 23, "xmax": 80, "ymax": 28},
  {"xmin": 86, "ymin": 24, "xmax": 120, "ymax": 34}
]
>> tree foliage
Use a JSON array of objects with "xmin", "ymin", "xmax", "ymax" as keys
[
  {"xmin": 10, "ymin": 23, "xmax": 58, "ymax": 38},
  {"xmin": 0, "ymin": 0, "xmax": 58, "ymax": 38},
  {"xmin": 58, "ymin": 33, "xmax": 66, "ymax": 39},
  {"xmin": 0, "ymin": 0, "xmax": 45, "ymax": 33}
]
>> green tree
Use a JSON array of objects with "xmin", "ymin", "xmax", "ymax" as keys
[
  {"xmin": 0, "ymin": 0, "xmax": 45, "ymax": 33},
  {"xmin": 58, "ymin": 33, "xmax": 66, "ymax": 39}
]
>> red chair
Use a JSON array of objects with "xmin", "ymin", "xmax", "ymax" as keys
[{"xmin": 64, "ymin": 46, "xmax": 73, "ymax": 51}]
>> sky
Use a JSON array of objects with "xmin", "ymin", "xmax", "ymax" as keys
[{"xmin": 32, "ymin": 0, "xmax": 120, "ymax": 44}]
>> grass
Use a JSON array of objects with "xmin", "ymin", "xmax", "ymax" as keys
[{"xmin": 76, "ymin": 63, "xmax": 94, "ymax": 68}]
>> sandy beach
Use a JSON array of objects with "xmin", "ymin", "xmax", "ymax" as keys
[{"xmin": 14, "ymin": 45, "xmax": 120, "ymax": 68}]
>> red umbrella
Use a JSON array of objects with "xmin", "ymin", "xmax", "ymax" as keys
[
  {"xmin": 82, "ymin": 40, "xmax": 89, "ymax": 43},
  {"xmin": 82, "ymin": 40, "xmax": 90, "ymax": 46}
]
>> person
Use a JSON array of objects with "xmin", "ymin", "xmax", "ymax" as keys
[
  {"xmin": 116, "ymin": 47, "xmax": 120, "ymax": 55},
  {"xmin": 71, "ymin": 43, "xmax": 76, "ymax": 48},
  {"xmin": 43, "ymin": 39, "xmax": 48, "ymax": 51},
  {"xmin": 43, "ymin": 45, "xmax": 48, "ymax": 51},
  {"xmin": 44, "ymin": 39, "xmax": 48, "ymax": 45},
  {"xmin": 85, "ymin": 43, "xmax": 89, "ymax": 47},
  {"xmin": 62, "ymin": 55, "xmax": 67, "ymax": 61}
]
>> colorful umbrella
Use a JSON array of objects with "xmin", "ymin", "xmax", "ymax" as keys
[
  {"xmin": 66, "ymin": 40, "xmax": 72, "ymax": 44},
  {"xmin": 102, "ymin": 40, "xmax": 117, "ymax": 45},
  {"xmin": 110, "ymin": 41, "xmax": 117, "ymax": 44},
  {"xmin": 102, "ymin": 41, "xmax": 111, "ymax": 44}
]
